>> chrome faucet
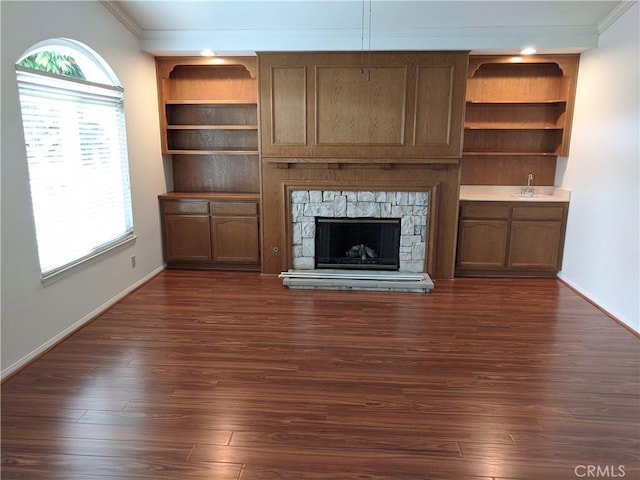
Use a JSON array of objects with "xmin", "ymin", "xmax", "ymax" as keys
[{"xmin": 522, "ymin": 173, "xmax": 535, "ymax": 196}]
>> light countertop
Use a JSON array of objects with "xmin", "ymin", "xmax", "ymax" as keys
[{"xmin": 460, "ymin": 185, "xmax": 571, "ymax": 202}]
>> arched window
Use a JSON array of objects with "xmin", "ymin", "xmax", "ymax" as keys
[{"xmin": 16, "ymin": 39, "xmax": 134, "ymax": 281}]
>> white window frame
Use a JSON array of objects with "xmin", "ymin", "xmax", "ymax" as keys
[{"xmin": 16, "ymin": 39, "xmax": 135, "ymax": 284}]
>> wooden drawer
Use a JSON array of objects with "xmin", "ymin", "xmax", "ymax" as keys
[
  {"xmin": 512, "ymin": 205, "xmax": 565, "ymax": 220},
  {"xmin": 210, "ymin": 201, "xmax": 258, "ymax": 216},
  {"xmin": 460, "ymin": 202, "xmax": 510, "ymax": 219},
  {"xmin": 163, "ymin": 200, "xmax": 209, "ymax": 215}
]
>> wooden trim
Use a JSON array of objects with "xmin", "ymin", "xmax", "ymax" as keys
[
  {"xmin": 159, "ymin": 192, "xmax": 260, "ymax": 201},
  {"xmin": 468, "ymin": 54, "xmax": 579, "ymax": 78},
  {"xmin": 426, "ymin": 182, "xmax": 439, "ymax": 276},
  {"xmin": 156, "ymin": 56, "xmax": 257, "ymax": 79},
  {"xmin": 261, "ymin": 158, "xmax": 460, "ymax": 166}
]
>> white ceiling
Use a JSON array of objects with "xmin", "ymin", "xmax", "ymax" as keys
[{"xmin": 104, "ymin": 0, "xmax": 633, "ymax": 56}]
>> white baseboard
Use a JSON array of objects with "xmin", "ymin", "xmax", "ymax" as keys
[
  {"xmin": 1, "ymin": 266, "xmax": 165, "ymax": 381},
  {"xmin": 558, "ymin": 272, "xmax": 639, "ymax": 335}
]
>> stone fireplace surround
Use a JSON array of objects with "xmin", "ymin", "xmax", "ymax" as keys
[
  {"xmin": 290, "ymin": 190, "xmax": 429, "ymax": 273},
  {"xmin": 281, "ymin": 188, "xmax": 435, "ymax": 292}
]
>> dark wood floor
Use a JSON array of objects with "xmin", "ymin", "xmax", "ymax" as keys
[{"xmin": 2, "ymin": 270, "xmax": 638, "ymax": 479}]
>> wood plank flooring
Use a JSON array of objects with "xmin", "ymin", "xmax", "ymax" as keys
[{"xmin": 2, "ymin": 270, "xmax": 638, "ymax": 479}]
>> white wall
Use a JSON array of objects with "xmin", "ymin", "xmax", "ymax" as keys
[
  {"xmin": 557, "ymin": 3, "xmax": 639, "ymax": 333},
  {"xmin": 1, "ymin": 1, "xmax": 167, "ymax": 377}
]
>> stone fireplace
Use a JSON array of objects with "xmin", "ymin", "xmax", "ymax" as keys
[
  {"xmin": 281, "ymin": 189, "xmax": 434, "ymax": 292},
  {"xmin": 290, "ymin": 190, "xmax": 429, "ymax": 273}
]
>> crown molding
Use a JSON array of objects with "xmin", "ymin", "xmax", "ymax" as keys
[
  {"xmin": 101, "ymin": 1, "xmax": 144, "ymax": 38},
  {"xmin": 598, "ymin": 0, "xmax": 637, "ymax": 34},
  {"xmin": 138, "ymin": 24, "xmax": 598, "ymax": 56}
]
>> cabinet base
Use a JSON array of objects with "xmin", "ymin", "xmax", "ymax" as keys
[
  {"xmin": 455, "ymin": 269, "xmax": 558, "ymax": 278},
  {"xmin": 166, "ymin": 263, "xmax": 261, "ymax": 272}
]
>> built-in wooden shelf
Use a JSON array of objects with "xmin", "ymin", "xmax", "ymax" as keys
[
  {"xmin": 461, "ymin": 54, "xmax": 580, "ymax": 186},
  {"xmin": 156, "ymin": 57, "xmax": 261, "ymax": 270}
]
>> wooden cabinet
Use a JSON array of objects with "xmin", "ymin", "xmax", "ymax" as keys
[
  {"xmin": 456, "ymin": 201, "xmax": 568, "ymax": 277},
  {"xmin": 156, "ymin": 57, "xmax": 261, "ymax": 270},
  {"xmin": 162, "ymin": 200, "xmax": 211, "ymax": 262},
  {"xmin": 210, "ymin": 201, "xmax": 260, "ymax": 264},
  {"xmin": 160, "ymin": 194, "xmax": 260, "ymax": 270},
  {"xmin": 457, "ymin": 219, "xmax": 509, "ymax": 269},
  {"xmin": 165, "ymin": 215, "xmax": 212, "ymax": 262},
  {"xmin": 258, "ymin": 51, "xmax": 468, "ymax": 163},
  {"xmin": 461, "ymin": 55, "xmax": 580, "ymax": 185},
  {"xmin": 508, "ymin": 220, "xmax": 563, "ymax": 270}
]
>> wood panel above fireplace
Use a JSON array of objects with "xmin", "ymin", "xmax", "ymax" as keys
[{"xmin": 258, "ymin": 51, "xmax": 469, "ymax": 163}]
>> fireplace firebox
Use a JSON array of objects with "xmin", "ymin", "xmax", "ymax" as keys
[{"xmin": 315, "ymin": 217, "xmax": 401, "ymax": 270}]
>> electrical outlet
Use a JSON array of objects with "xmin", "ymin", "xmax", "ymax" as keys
[{"xmin": 130, "ymin": 255, "xmax": 136, "ymax": 268}]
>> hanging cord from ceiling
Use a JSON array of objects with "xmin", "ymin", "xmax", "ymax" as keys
[{"xmin": 361, "ymin": 0, "xmax": 372, "ymax": 80}]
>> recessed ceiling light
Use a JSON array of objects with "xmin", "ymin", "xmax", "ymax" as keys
[
  {"xmin": 200, "ymin": 49, "xmax": 215, "ymax": 57},
  {"xmin": 520, "ymin": 47, "xmax": 537, "ymax": 55}
]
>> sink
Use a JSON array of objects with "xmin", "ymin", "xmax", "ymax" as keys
[
  {"xmin": 510, "ymin": 192, "xmax": 560, "ymax": 200},
  {"xmin": 511, "ymin": 193, "xmax": 554, "ymax": 199},
  {"xmin": 511, "ymin": 193, "xmax": 553, "ymax": 198}
]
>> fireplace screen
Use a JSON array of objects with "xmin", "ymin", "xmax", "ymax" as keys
[{"xmin": 315, "ymin": 217, "xmax": 401, "ymax": 270}]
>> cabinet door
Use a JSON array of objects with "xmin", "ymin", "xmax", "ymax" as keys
[
  {"xmin": 507, "ymin": 221, "xmax": 562, "ymax": 270},
  {"xmin": 211, "ymin": 216, "xmax": 260, "ymax": 264},
  {"xmin": 457, "ymin": 220, "xmax": 509, "ymax": 269},
  {"xmin": 164, "ymin": 215, "xmax": 212, "ymax": 262}
]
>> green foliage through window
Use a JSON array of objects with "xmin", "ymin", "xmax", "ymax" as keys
[{"xmin": 19, "ymin": 52, "xmax": 85, "ymax": 79}]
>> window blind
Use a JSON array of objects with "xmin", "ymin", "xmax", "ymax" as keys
[{"xmin": 16, "ymin": 67, "xmax": 134, "ymax": 278}]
